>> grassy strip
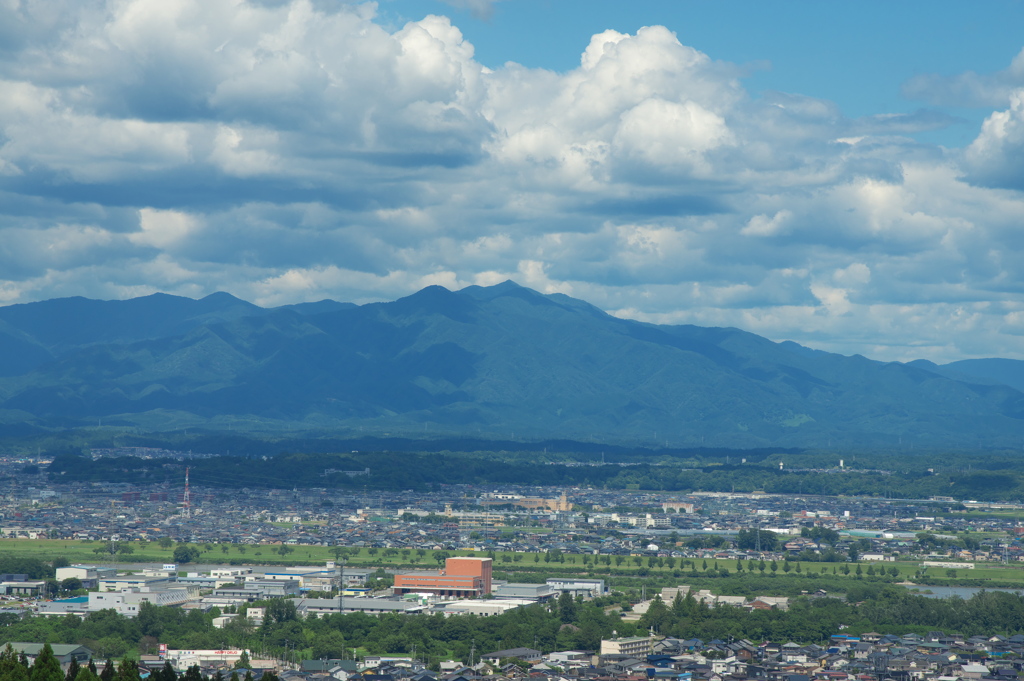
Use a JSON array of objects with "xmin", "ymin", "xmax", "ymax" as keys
[{"xmin": 6, "ymin": 539, "xmax": 1024, "ymax": 589}]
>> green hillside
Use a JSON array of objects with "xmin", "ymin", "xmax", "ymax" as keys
[{"xmin": 1, "ymin": 281, "xmax": 1024, "ymax": 447}]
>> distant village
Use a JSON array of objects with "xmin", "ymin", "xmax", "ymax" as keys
[{"xmin": 2, "ymin": 454, "xmax": 1022, "ymax": 564}]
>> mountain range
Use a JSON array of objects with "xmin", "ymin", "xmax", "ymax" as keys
[{"xmin": 2, "ymin": 281, "xmax": 1024, "ymax": 448}]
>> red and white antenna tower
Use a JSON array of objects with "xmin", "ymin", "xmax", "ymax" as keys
[{"xmin": 183, "ymin": 467, "xmax": 191, "ymax": 519}]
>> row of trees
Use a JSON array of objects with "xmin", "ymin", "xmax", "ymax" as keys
[
  {"xmin": 0, "ymin": 596, "xmax": 636, "ymax": 667},
  {"xmin": 637, "ymin": 585, "xmax": 1024, "ymax": 642},
  {"xmin": 84, "ymin": 541, "xmax": 306, "ymax": 566},
  {"xmin": 0, "ymin": 643, "xmax": 277, "ymax": 681}
]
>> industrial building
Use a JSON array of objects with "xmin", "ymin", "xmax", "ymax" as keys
[
  {"xmin": 1, "ymin": 643, "xmax": 94, "ymax": 666},
  {"xmin": 546, "ymin": 577, "xmax": 607, "ymax": 598},
  {"xmin": 55, "ymin": 565, "xmax": 117, "ymax": 589},
  {"xmin": 393, "ymin": 556, "xmax": 492, "ymax": 598},
  {"xmin": 88, "ymin": 585, "xmax": 197, "ymax": 616}
]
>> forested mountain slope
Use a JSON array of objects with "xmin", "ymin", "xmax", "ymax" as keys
[{"xmin": 2, "ymin": 281, "xmax": 1023, "ymax": 447}]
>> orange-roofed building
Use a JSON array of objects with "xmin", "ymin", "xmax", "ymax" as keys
[{"xmin": 393, "ymin": 557, "xmax": 492, "ymax": 598}]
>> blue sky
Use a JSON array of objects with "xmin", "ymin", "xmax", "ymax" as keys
[
  {"xmin": 382, "ymin": 0, "xmax": 1024, "ymax": 146},
  {"xmin": 1, "ymin": 0, "xmax": 1024, "ymax": 363}
]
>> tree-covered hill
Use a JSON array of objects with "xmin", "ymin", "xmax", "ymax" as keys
[{"xmin": 5, "ymin": 281, "xmax": 1024, "ymax": 447}]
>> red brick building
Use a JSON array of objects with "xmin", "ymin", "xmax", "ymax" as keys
[{"xmin": 393, "ymin": 557, "xmax": 492, "ymax": 598}]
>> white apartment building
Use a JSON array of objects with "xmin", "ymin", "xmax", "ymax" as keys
[{"xmin": 600, "ymin": 636, "xmax": 653, "ymax": 657}]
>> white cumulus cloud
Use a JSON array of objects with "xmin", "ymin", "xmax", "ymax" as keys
[{"xmin": 0, "ymin": 2, "xmax": 1022, "ymax": 362}]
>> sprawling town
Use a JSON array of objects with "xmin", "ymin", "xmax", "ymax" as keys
[{"xmin": 4, "ymin": 453, "xmax": 1024, "ymax": 681}]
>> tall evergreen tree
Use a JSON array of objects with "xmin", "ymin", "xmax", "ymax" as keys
[
  {"xmin": 65, "ymin": 658, "xmax": 80, "ymax": 681},
  {"xmin": 74, "ymin": 667, "xmax": 100, "ymax": 681},
  {"xmin": 671, "ymin": 591, "xmax": 685, "ymax": 616},
  {"xmin": 0, "ymin": 645, "xmax": 30, "ymax": 681},
  {"xmin": 87, "ymin": 661, "xmax": 97, "ymax": 677},
  {"xmin": 557, "ymin": 591, "xmax": 576, "ymax": 624},
  {"xmin": 159, "ymin": 662, "xmax": 177, "ymax": 681},
  {"xmin": 232, "ymin": 652, "xmax": 250, "ymax": 671},
  {"xmin": 29, "ymin": 644, "xmax": 64, "ymax": 681},
  {"xmin": 114, "ymin": 660, "xmax": 140, "ymax": 681},
  {"xmin": 99, "ymin": 660, "xmax": 114, "ymax": 681}
]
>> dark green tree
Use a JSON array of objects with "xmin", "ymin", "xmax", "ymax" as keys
[
  {"xmin": 311, "ymin": 632, "xmax": 348, "ymax": 660},
  {"xmin": 0, "ymin": 645, "xmax": 30, "ymax": 681},
  {"xmin": 801, "ymin": 527, "xmax": 840, "ymax": 546},
  {"xmin": 736, "ymin": 528, "xmax": 778, "ymax": 551},
  {"xmin": 265, "ymin": 599, "xmax": 297, "ymax": 624},
  {"xmin": 173, "ymin": 545, "xmax": 200, "ymax": 564},
  {"xmin": 671, "ymin": 591, "xmax": 686, "ymax": 616},
  {"xmin": 233, "ymin": 652, "xmax": 251, "ymax": 670},
  {"xmin": 557, "ymin": 591, "xmax": 577, "ymax": 624},
  {"xmin": 29, "ymin": 644, "xmax": 64, "ymax": 681},
  {"xmin": 113, "ymin": 660, "xmax": 140, "ymax": 681},
  {"xmin": 157, "ymin": 662, "xmax": 177, "ymax": 681},
  {"xmin": 65, "ymin": 658, "xmax": 80, "ymax": 681},
  {"xmin": 60, "ymin": 578, "xmax": 83, "ymax": 594}
]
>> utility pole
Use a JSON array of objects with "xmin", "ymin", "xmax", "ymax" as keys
[
  {"xmin": 338, "ymin": 557, "xmax": 345, "ymax": 615},
  {"xmin": 183, "ymin": 467, "xmax": 191, "ymax": 519}
]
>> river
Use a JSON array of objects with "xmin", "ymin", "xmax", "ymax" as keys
[{"xmin": 909, "ymin": 585, "xmax": 1024, "ymax": 599}]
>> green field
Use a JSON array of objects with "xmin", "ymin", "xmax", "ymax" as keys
[
  {"xmin": 7, "ymin": 539, "xmax": 1024, "ymax": 592},
  {"xmin": 0, "ymin": 539, "xmax": 349, "ymax": 567}
]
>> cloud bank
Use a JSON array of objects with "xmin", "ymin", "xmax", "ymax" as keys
[{"xmin": 1, "ymin": 0, "xmax": 1023, "ymax": 362}]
